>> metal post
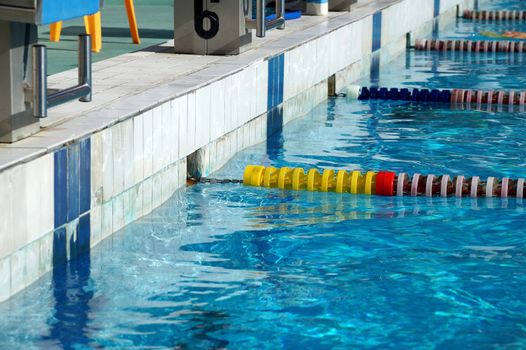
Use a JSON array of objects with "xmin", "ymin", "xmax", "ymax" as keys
[
  {"xmin": 32, "ymin": 45, "xmax": 47, "ymax": 118},
  {"xmin": 256, "ymin": 0, "xmax": 265, "ymax": 38},
  {"xmin": 276, "ymin": 0, "xmax": 285, "ymax": 29},
  {"xmin": 47, "ymin": 34, "xmax": 92, "ymax": 108},
  {"xmin": 0, "ymin": 21, "xmax": 40, "ymax": 142},
  {"xmin": 78, "ymin": 34, "xmax": 92, "ymax": 102}
]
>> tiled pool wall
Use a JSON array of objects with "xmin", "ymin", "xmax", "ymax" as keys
[{"xmin": 0, "ymin": 0, "xmax": 474, "ymax": 303}]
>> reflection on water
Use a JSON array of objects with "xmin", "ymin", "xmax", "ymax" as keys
[{"xmin": 44, "ymin": 252, "xmax": 93, "ymax": 350}]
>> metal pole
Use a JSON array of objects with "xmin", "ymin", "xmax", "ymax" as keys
[
  {"xmin": 78, "ymin": 34, "xmax": 92, "ymax": 102},
  {"xmin": 276, "ymin": 0, "xmax": 285, "ymax": 29},
  {"xmin": 256, "ymin": 0, "xmax": 265, "ymax": 37},
  {"xmin": 32, "ymin": 44, "xmax": 47, "ymax": 118}
]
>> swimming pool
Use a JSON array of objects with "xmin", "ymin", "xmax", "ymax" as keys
[{"xmin": 1, "ymin": 1, "xmax": 526, "ymax": 349}]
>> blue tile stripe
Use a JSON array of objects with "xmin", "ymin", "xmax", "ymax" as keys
[
  {"xmin": 372, "ymin": 11, "xmax": 382, "ymax": 52},
  {"xmin": 53, "ymin": 137, "xmax": 91, "ymax": 267},
  {"xmin": 79, "ymin": 138, "xmax": 91, "ymax": 215},
  {"xmin": 267, "ymin": 53, "xmax": 285, "ymax": 110},
  {"xmin": 67, "ymin": 143, "xmax": 80, "ymax": 222},
  {"xmin": 54, "ymin": 148, "xmax": 68, "ymax": 228},
  {"xmin": 434, "ymin": 0, "xmax": 440, "ymax": 17}
]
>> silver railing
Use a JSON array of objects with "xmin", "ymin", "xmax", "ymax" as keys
[
  {"xmin": 32, "ymin": 34, "xmax": 92, "ymax": 118},
  {"xmin": 246, "ymin": 0, "xmax": 286, "ymax": 38}
]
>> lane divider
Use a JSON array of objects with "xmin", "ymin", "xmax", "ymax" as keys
[
  {"xmin": 414, "ymin": 38, "xmax": 526, "ymax": 53},
  {"xmin": 243, "ymin": 165, "xmax": 526, "ymax": 199},
  {"xmin": 463, "ymin": 10, "xmax": 526, "ymax": 20},
  {"xmin": 354, "ymin": 86, "xmax": 526, "ymax": 106}
]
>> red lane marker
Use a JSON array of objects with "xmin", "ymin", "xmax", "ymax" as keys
[{"xmin": 376, "ymin": 171, "xmax": 396, "ymax": 196}]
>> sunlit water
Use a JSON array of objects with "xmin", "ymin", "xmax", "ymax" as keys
[{"xmin": 1, "ymin": 1, "xmax": 526, "ymax": 349}]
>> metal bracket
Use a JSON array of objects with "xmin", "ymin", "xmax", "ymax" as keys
[
  {"xmin": 31, "ymin": 34, "xmax": 92, "ymax": 118},
  {"xmin": 246, "ymin": 0, "xmax": 285, "ymax": 38}
]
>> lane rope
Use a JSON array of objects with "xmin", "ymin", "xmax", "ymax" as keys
[
  {"xmin": 242, "ymin": 165, "xmax": 526, "ymax": 199},
  {"xmin": 414, "ymin": 38, "xmax": 526, "ymax": 53},
  {"xmin": 351, "ymin": 86, "xmax": 526, "ymax": 106},
  {"xmin": 463, "ymin": 10, "xmax": 526, "ymax": 20}
]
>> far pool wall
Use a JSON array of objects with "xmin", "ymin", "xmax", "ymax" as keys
[{"xmin": 0, "ymin": 0, "xmax": 475, "ymax": 303}]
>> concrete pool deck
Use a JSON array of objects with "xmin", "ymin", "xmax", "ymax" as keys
[{"xmin": 0, "ymin": 0, "xmax": 475, "ymax": 303}]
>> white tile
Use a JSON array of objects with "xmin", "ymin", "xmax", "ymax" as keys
[
  {"xmin": 247, "ymin": 65, "xmax": 257, "ymax": 122},
  {"xmin": 123, "ymin": 189, "xmax": 134, "ymax": 227},
  {"xmin": 249, "ymin": 119, "xmax": 257, "ymax": 146},
  {"xmin": 112, "ymin": 123, "xmax": 125, "ymax": 196},
  {"xmin": 24, "ymin": 158, "xmax": 43, "ymax": 245},
  {"xmin": 161, "ymin": 167, "xmax": 171, "ymax": 204},
  {"xmin": 187, "ymin": 91, "xmax": 197, "ymax": 156},
  {"xmin": 38, "ymin": 231, "xmax": 53, "ymax": 276},
  {"xmin": 102, "ymin": 127, "xmax": 114, "ymax": 202},
  {"xmin": 91, "ymin": 131, "xmax": 103, "ymax": 207},
  {"xmin": 195, "ymin": 85, "xmax": 211, "ymax": 149},
  {"xmin": 152, "ymin": 105, "xmax": 163, "ymax": 174},
  {"xmin": 143, "ymin": 109, "xmax": 154, "ymax": 179},
  {"xmin": 101, "ymin": 201, "xmax": 113, "ymax": 240},
  {"xmin": 224, "ymin": 75, "xmax": 234, "ymax": 134},
  {"xmin": 256, "ymin": 61, "xmax": 268, "ymax": 116},
  {"xmin": 142, "ymin": 177, "xmax": 153, "ymax": 216},
  {"xmin": 178, "ymin": 159, "xmax": 187, "ymax": 188},
  {"xmin": 39, "ymin": 154, "xmax": 54, "ymax": 239},
  {"xmin": 171, "ymin": 98, "xmax": 181, "ymax": 162},
  {"xmin": 243, "ymin": 123, "xmax": 250, "ymax": 150},
  {"xmin": 0, "ymin": 256, "xmax": 11, "ymax": 302},
  {"xmin": 10, "ymin": 248, "xmax": 26, "ymax": 295},
  {"xmin": 11, "ymin": 164, "xmax": 29, "ymax": 252},
  {"xmin": 0, "ymin": 168, "xmax": 13, "ymax": 260},
  {"xmin": 122, "ymin": 119, "xmax": 135, "ymax": 191},
  {"xmin": 25, "ymin": 239, "xmax": 40, "ymax": 286},
  {"xmin": 112, "ymin": 193, "xmax": 125, "ymax": 233},
  {"xmin": 133, "ymin": 114, "xmax": 144, "ymax": 185},
  {"xmin": 152, "ymin": 172, "xmax": 163, "ymax": 211},
  {"xmin": 133, "ymin": 182, "xmax": 144, "ymax": 220},
  {"xmin": 177, "ymin": 95, "xmax": 189, "ymax": 158},
  {"xmin": 161, "ymin": 102, "xmax": 171, "ymax": 169},
  {"xmin": 236, "ymin": 70, "xmax": 249, "ymax": 126},
  {"xmin": 210, "ymin": 80, "xmax": 225, "ymax": 141},
  {"xmin": 216, "ymin": 137, "xmax": 225, "ymax": 167},
  {"xmin": 90, "ymin": 205, "xmax": 102, "ymax": 248}
]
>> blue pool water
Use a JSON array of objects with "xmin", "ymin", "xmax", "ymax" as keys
[{"xmin": 2, "ymin": 2, "xmax": 526, "ymax": 349}]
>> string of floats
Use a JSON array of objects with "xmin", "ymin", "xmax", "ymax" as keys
[
  {"xmin": 351, "ymin": 86, "xmax": 526, "ymax": 105},
  {"xmin": 243, "ymin": 166, "xmax": 526, "ymax": 199},
  {"xmin": 463, "ymin": 9, "xmax": 526, "ymax": 20}
]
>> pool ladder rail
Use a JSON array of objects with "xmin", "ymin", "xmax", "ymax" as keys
[
  {"xmin": 243, "ymin": 166, "xmax": 526, "ymax": 199},
  {"xmin": 31, "ymin": 34, "xmax": 92, "ymax": 118}
]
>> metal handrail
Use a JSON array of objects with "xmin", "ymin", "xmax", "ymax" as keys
[
  {"xmin": 246, "ymin": 0, "xmax": 286, "ymax": 38},
  {"xmin": 32, "ymin": 34, "xmax": 92, "ymax": 118}
]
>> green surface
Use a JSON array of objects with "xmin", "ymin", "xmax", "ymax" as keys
[{"xmin": 39, "ymin": 0, "xmax": 173, "ymax": 75}]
